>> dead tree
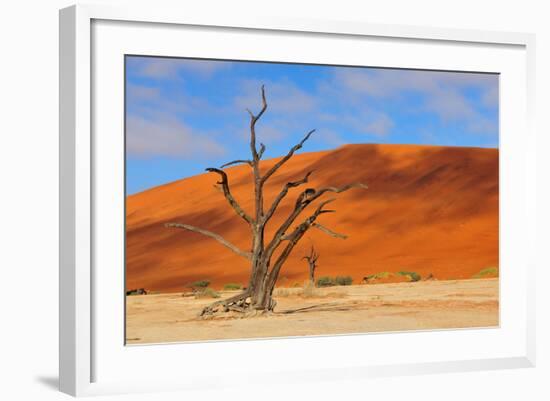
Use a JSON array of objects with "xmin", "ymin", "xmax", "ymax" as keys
[
  {"xmin": 303, "ymin": 246, "xmax": 320, "ymax": 285},
  {"xmin": 166, "ymin": 86, "xmax": 367, "ymax": 317}
]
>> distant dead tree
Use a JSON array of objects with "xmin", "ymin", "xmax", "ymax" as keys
[
  {"xmin": 303, "ymin": 245, "xmax": 320, "ymax": 285},
  {"xmin": 166, "ymin": 86, "xmax": 367, "ymax": 317}
]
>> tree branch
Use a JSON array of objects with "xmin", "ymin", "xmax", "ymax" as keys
[
  {"xmin": 165, "ymin": 223, "xmax": 252, "ymax": 260},
  {"xmin": 258, "ymin": 143, "xmax": 266, "ymax": 159},
  {"xmin": 312, "ymin": 223, "xmax": 348, "ymax": 239},
  {"xmin": 260, "ymin": 129, "xmax": 315, "ymax": 185},
  {"xmin": 205, "ymin": 168, "xmax": 254, "ymax": 225},
  {"xmin": 309, "ymin": 183, "xmax": 368, "ymax": 203},
  {"xmin": 247, "ymin": 85, "xmax": 267, "ymax": 161},
  {"xmin": 264, "ymin": 181, "xmax": 366, "ymax": 263},
  {"xmin": 220, "ymin": 159, "xmax": 252, "ymax": 168},
  {"xmin": 266, "ymin": 200, "xmax": 333, "ymax": 289},
  {"xmin": 280, "ymin": 199, "xmax": 335, "ymax": 241},
  {"xmin": 263, "ymin": 171, "xmax": 313, "ymax": 224}
]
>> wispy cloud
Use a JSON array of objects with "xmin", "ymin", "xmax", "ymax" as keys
[
  {"xmin": 234, "ymin": 79, "xmax": 318, "ymax": 115},
  {"xmin": 128, "ymin": 57, "xmax": 231, "ymax": 80},
  {"xmin": 126, "ymin": 83, "xmax": 161, "ymax": 101},
  {"xmin": 332, "ymin": 68, "xmax": 498, "ymax": 136},
  {"xmin": 319, "ymin": 110, "xmax": 394, "ymax": 138},
  {"xmin": 127, "ymin": 113, "xmax": 225, "ymax": 159},
  {"xmin": 481, "ymin": 84, "xmax": 499, "ymax": 108}
]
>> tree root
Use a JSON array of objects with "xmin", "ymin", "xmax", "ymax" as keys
[{"xmin": 198, "ymin": 290, "xmax": 278, "ymax": 319}]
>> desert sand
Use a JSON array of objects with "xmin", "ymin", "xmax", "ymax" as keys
[
  {"xmin": 126, "ymin": 144, "xmax": 499, "ymax": 292},
  {"xmin": 126, "ymin": 278, "xmax": 498, "ymax": 344}
]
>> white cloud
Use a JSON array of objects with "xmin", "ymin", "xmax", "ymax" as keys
[
  {"xmin": 334, "ymin": 68, "xmax": 497, "ymax": 99},
  {"xmin": 332, "ymin": 68, "xmax": 498, "ymax": 135},
  {"xmin": 234, "ymin": 79, "xmax": 318, "ymax": 115},
  {"xmin": 126, "ymin": 83, "xmax": 160, "ymax": 101},
  {"xmin": 425, "ymin": 89, "xmax": 476, "ymax": 120},
  {"xmin": 315, "ymin": 129, "xmax": 346, "ymax": 147},
  {"xmin": 363, "ymin": 113, "xmax": 394, "ymax": 137},
  {"xmin": 319, "ymin": 110, "xmax": 394, "ymax": 138},
  {"xmin": 482, "ymin": 84, "xmax": 499, "ymax": 108},
  {"xmin": 126, "ymin": 114, "xmax": 225, "ymax": 159},
  {"xmin": 130, "ymin": 57, "xmax": 231, "ymax": 80}
]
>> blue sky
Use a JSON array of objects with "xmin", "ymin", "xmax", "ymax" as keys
[{"xmin": 126, "ymin": 56, "xmax": 499, "ymax": 195}]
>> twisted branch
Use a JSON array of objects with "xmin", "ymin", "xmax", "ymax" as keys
[
  {"xmin": 220, "ymin": 159, "xmax": 252, "ymax": 168},
  {"xmin": 263, "ymin": 170, "xmax": 313, "ymax": 224},
  {"xmin": 205, "ymin": 168, "xmax": 253, "ymax": 225},
  {"xmin": 260, "ymin": 130, "xmax": 315, "ymax": 185},
  {"xmin": 165, "ymin": 223, "xmax": 252, "ymax": 260},
  {"xmin": 246, "ymin": 85, "xmax": 267, "ymax": 161},
  {"xmin": 312, "ymin": 223, "xmax": 348, "ymax": 239}
]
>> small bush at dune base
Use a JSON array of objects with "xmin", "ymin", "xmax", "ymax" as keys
[
  {"xmin": 194, "ymin": 288, "xmax": 220, "ymax": 299},
  {"xmin": 316, "ymin": 276, "xmax": 353, "ymax": 287},
  {"xmin": 472, "ymin": 267, "xmax": 499, "ymax": 279},
  {"xmin": 335, "ymin": 275, "xmax": 353, "ymax": 286},
  {"xmin": 190, "ymin": 280, "xmax": 210, "ymax": 289},
  {"xmin": 316, "ymin": 276, "xmax": 336, "ymax": 287},
  {"xmin": 397, "ymin": 271, "xmax": 421, "ymax": 282},
  {"xmin": 223, "ymin": 283, "xmax": 242, "ymax": 291}
]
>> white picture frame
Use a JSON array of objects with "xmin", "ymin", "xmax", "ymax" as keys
[{"xmin": 59, "ymin": 4, "xmax": 536, "ymax": 397}]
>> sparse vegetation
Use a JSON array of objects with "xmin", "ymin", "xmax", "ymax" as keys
[
  {"xmin": 363, "ymin": 272, "xmax": 392, "ymax": 282},
  {"xmin": 194, "ymin": 288, "xmax": 221, "ymax": 299},
  {"xmin": 190, "ymin": 280, "xmax": 211, "ymax": 289},
  {"xmin": 316, "ymin": 276, "xmax": 336, "ymax": 287},
  {"xmin": 397, "ymin": 271, "xmax": 421, "ymax": 282},
  {"xmin": 301, "ymin": 281, "xmax": 317, "ymax": 297},
  {"xmin": 273, "ymin": 281, "xmax": 347, "ymax": 299},
  {"xmin": 316, "ymin": 275, "xmax": 353, "ymax": 287},
  {"xmin": 362, "ymin": 271, "xmax": 422, "ymax": 284},
  {"xmin": 273, "ymin": 287, "xmax": 297, "ymax": 297},
  {"xmin": 335, "ymin": 275, "xmax": 353, "ymax": 286},
  {"xmin": 472, "ymin": 267, "xmax": 498, "ymax": 279},
  {"xmin": 223, "ymin": 283, "xmax": 242, "ymax": 291}
]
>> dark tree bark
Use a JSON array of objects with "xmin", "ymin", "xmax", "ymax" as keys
[
  {"xmin": 166, "ymin": 86, "xmax": 367, "ymax": 317},
  {"xmin": 303, "ymin": 246, "xmax": 320, "ymax": 285}
]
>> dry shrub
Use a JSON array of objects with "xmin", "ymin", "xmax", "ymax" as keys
[
  {"xmin": 301, "ymin": 282, "xmax": 347, "ymax": 299},
  {"xmin": 472, "ymin": 267, "xmax": 499, "ymax": 279},
  {"xmin": 194, "ymin": 288, "xmax": 220, "ymax": 299},
  {"xmin": 301, "ymin": 281, "xmax": 318, "ymax": 298},
  {"xmin": 273, "ymin": 288, "xmax": 294, "ymax": 297}
]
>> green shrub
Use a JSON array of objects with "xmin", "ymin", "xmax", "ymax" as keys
[
  {"xmin": 194, "ymin": 288, "xmax": 220, "ymax": 299},
  {"xmin": 366, "ymin": 272, "xmax": 392, "ymax": 280},
  {"xmin": 397, "ymin": 271, "xmax": 421, "ymax": 282},
  {"xmin": 190, "ymin": 280, "xmax": 210, "ymax": 289},
  {"xmin": 472, "ymin": 267, "xmax": 498, "ymax": 279},
  {"xmin": 317, "ymin": 276, "xmax": 353, "ymax": 287},
  {"xmin": 316, "ymin": 276, "xmax": 336, "ymax": 287},
  {"xmin": 335, "ymin": 275, "xmax": 353, "ymax": 286},
  {"xmin": 223, "ymin": 283, "xmax": 242, "ymax": 291}
]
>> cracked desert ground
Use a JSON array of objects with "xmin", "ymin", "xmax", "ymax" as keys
[{"xmin": 126, "ymin": 278, "xmax": 498, "ymax": 344}]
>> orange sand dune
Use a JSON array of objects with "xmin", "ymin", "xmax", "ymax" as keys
[{"xmin": 126, "ymin": 144, "xmax": 498, "ymax": 292}]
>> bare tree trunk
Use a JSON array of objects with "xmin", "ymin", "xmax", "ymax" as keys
[
  {"xmin": 166, "ymin": 86, "xmax": 367, "ymax": 318},
  {"xmin": 304, "ymin": 246, "xmax": 319, "ymax": 285}
]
